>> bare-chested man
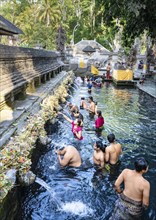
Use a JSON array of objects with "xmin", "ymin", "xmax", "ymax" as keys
[
  {"xmin": 105, "ymin": 133, "xmax": 122, "ymax": 165},
  {"xmin": 109, "ymin": 157, "xmax": 150, "ymax": 220},
  {"xmin": 93, "ymin": 141, "xmax": 106, "ymax": 168},
  {"xmin": 83, "ymin": 96, "xmax": 96, "ymax": 118},
  {"xmin": 56, "ymin": 145, "xmax": 81, "ymax": 167}
]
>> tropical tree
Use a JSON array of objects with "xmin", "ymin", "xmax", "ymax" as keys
[
  {"xmin": 36, "ymin": 0, "xmax": 61, "ymax": 27},
  {"xmin": 98, "ymin": 0, "xmax": 156, "ymax": 48}
]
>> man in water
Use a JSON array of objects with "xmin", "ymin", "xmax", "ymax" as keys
[
  {"xmin": 83, "ymin": 96, "xmax": 96, "ymax": 118},
  {"xmin": 105, "ymin": 133, "xmax": 122, "ymax": 165},
  {"xmin": 93, "ymin": 141, "xmax": 106, "ymax": 169},
  {"xmin": 110, "ymin": 157, "xmax": 150, "ymax": 220},
  {"xmin": 56, "ymin": 145, "xmax": 82, "ymax": 167}
]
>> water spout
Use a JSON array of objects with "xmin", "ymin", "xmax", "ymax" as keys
[
  {"xmin": 70, "ymin": 86, "xmax": 77, "ymax": 91},
  {"xmin": 68, "ymin": 94, "xmax": 73, "ymax": 99},
  {"xmin": 18, "ymin": 170, "xmax": 36, "ymax": 186},
  {"xmin": 73, "ymin": 83, "xmax": 79, "ymax": 89},
  {"xmin": 35, "ymin": 177, "xmax": 61, "ymax": 207}
]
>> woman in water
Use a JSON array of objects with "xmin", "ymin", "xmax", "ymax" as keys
[
  {"xmin": 95, "ymin": 110, "xmax": 104, "ymax": 132},
  {"xmin": 58, "ymin": 112, "xmax": 83, "ymax": 140}
]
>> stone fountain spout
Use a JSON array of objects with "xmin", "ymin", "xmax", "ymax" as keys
[{"xmin": 18, "ymin": 171, "xmax": 36, "ymax": 186}]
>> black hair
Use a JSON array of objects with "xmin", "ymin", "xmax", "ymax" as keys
[
  {"xmin": 134, "ymin": 157, "xmax": 149, "ymax": 172},
  {"xmin": 107, "ymin": 133, "xmax": 115, "ymax": 143},
  {"xmin": 59, "ymin": 146, "xmax": 65, "ymax": 151},
  {"xmin": 77, "ymin": 118, "xmax": 82, "ymax": 126},
  {"xmin": 97, "ymin": 110, "xmax": 102, "ymax": 117},
  {"xmin": 81, "ymin": 97, "xmax": 85, "ymax": 100},
  {"xmin": 96, "ymin": 141, "xmax": 106, "ymax": 153},
  {"xmin": 88, "ymin": 96, "xmax": 93, "ymax": 101}
]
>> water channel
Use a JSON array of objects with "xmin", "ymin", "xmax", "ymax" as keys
[{"xmin": 16, "ymin": 81, "xmax": 156, "ymax": 220}]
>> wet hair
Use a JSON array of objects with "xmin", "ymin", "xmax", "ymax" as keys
[
  {"xmin": 59, "ymin": 146, "xmax": 65, "ymax": 151},
  {"xmin": 107, "ymin": 133, "xmax": 115, "ymax": 143},
  {"xmin": 134, "ymin": 157, "xmax": 149, "ymax": 172},
  {"xmin": 97, "ymin": 110, "xmax": 102, "ymax": 117},
  {"xmin": 96, "ymin": 141, "xmax": 106, "ymax": 153},
  {"xmin": 88, "ymin": 96, "xmax": 93, "ymax": 101},
  {"xmin": 77, "ymin": 118, "xmax": 83, "ymax": 126},
  {"xmin": 68, "ymin": 102, "xmax": 73, "ymax": 107}
]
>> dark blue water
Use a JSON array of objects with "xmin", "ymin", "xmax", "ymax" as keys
[{"xmin": 17, "ymin": 82, "xmax": 156, "ymax": 220}]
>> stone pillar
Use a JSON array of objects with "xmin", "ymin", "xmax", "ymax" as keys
[
  {"xmin": 53, "ymin": 71, "xmax": 56, "ymax": 77},
  {"xmin": 26, "ymin": 80, "xmax": 36, "ymax": 93},
  {"xmin": 1, "ymin": 91, "xmax": 14, "ymax": 110},
  {"xmin": 35, "ymin": 77, "xmax": 41, "ymax": 87}
]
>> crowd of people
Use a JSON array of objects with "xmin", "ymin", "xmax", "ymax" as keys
[{"xmin": 54, "ymin": 78, "xmax": 150, "ymax": 220}]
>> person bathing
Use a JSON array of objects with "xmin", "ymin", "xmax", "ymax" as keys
[
  {"xmin": 109, "ymin": 157, "xmax": 150, "ymax": 220},
  {"xmin": 105, "ymin": 133, "xmax": 122, "ymax": 166},
  {"xmin": 58, "ymin": 112, "xmax": 83, "ymax": 140},
  {"xmin": 82, "ymin": 96, "xmax": 96, "ymax": 118},
  {"xmin": 93, "ymin": 141, "xmax": 107, "ymax": 169},
  {"xmin": 55, "ymin": 145, "xmax": 82, "ymax": 167},
  {"xmin": 95, "ymin": 110, "xmax": 104, "ymax": 131}
]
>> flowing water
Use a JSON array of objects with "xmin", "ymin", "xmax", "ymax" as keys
[{"xmin": 16, "ymin": 82, "xmax": 156, "ymax": 220}]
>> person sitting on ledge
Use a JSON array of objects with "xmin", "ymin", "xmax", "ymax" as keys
[
  {"xmin": 105, "ymin": 133, "xmax": 122, "ymax": 166},
  {"xmin": 58, "ymin": 112, "xmax": 83, "ymax": 140},
  {"xmin": 109, "ymin": 157, "xmax": 150, "ymax": 220},
  {"xmin": 55, "ymin": 145, "xmax": 82, "ymax": 167}
]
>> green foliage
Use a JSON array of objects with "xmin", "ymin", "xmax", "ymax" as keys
[
  {"xmin": 1, "ymin": 0, "xmax": 155, "ymax": 50},
  {"xmin": 98, "ymin": 0, "xmax": 156, "ymax": 48}
]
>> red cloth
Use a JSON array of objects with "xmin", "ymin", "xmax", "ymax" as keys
[
  {"xmin": 95, "ymin": 117, "xmax": 104, "ymax": 128},
  {"xmin": 72, "ymin": 121, "xmax": 83, "ymax": 140}
]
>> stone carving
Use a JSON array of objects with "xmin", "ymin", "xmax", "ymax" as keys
[{"xmin": 18, "ymin": 171, "xmax": 36, "ymax": 186}]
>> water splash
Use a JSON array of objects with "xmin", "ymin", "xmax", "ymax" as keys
[
  {"xmin": 60, "ymin": 201, "xmax": 94, "ymax": 216},
  {"xmin": 35, "ymin": 178, "xmax": 94, "ymax": 217}
]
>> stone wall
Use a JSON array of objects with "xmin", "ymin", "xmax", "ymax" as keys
[{"xmin": 0, "ymin": 44, "xmax": 64, "ymax": 110}]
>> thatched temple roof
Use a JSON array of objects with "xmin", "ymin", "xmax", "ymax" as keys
[{"xmin": 0, "ymin": 15, "xmax": 23, "ymax": 36}]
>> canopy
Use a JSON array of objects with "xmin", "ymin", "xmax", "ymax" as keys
[{"xmin": 0, "ymin": 15, "xmax": 23, "ymax": 36}]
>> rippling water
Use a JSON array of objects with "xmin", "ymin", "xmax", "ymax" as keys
[{"xmin": 16, "ymin": 82, "xmax": 156, "ymax": 220}]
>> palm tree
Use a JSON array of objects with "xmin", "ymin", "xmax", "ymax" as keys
[{"xmin": 36, "ymin": 0, "xmax": 61, "ymax": 27}]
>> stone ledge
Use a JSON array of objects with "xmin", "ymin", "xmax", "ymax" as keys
[{"xmin": 0, "ymin": 71, "xmax": 67, "ymax": 148}]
